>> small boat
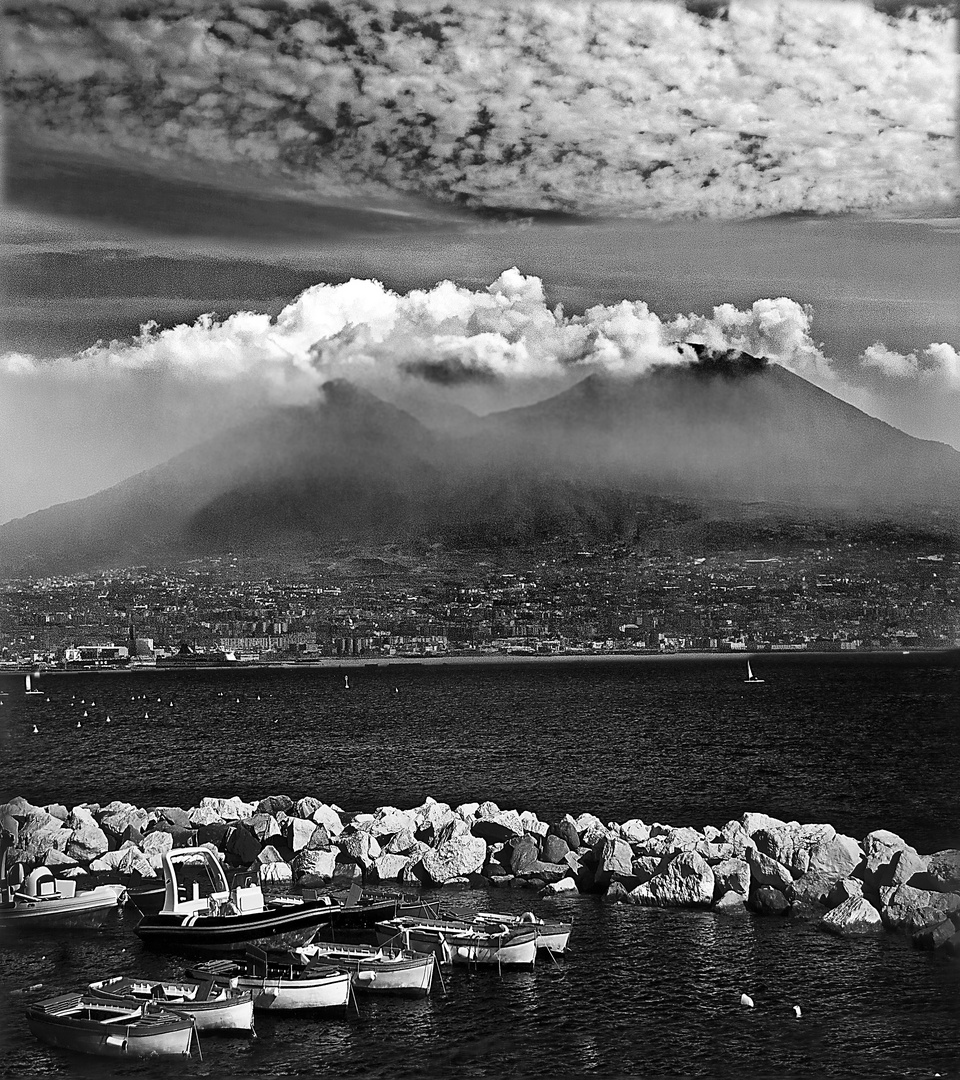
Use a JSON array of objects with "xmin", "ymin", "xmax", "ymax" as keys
[
  {"xmin": 470, "ymin": 910, "xmax": 572, "ymax": 953},
  {"xmin": 24, "ymin": 674, "xmax": 43, "ymax": 695},
  {"xmin": 294, "ymin": 940, "xmax": 435, "ymax": 997},
  {"xmin": 374, "ymin": 916, "xmax": 538, "ymax": 967},
  {"xmin": 135, "ymin": 848, "xmax": 345, "ymax": 955},
  {"xmin": 88, "ymin": 975, "xmax": 254, "ymax": 1032},
  {"xmin": 744, "ymin": 660, "xmax": 765, "ymax": 684},
  {"xmin": 1, "ymin": 863, "xmax": 125, "ymax": 929},
  {"xmin": 25, "ymin": 993, "xmax": 194, "ymax": 1057},
  {"xmin": 186, "ymin": 949, "xmax": 352, "ymax": 1011}
]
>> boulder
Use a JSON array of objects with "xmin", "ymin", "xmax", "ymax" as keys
[
  {"xmin": 42, "ymin": 848, "xmax": 78, "ymax": 868},
  {"xmin": 434, "ymin": 818, "xmax": 472, "ymax": 845},
  {"xmin": 593, "ymin": 838, "xmax": 635, "ymax": 888},
  {"xmin": 719, "ymin": 820, "xmax": 756, "ymax": 858},
  {"xmin": 859, "ymin": 830, "xmax": 926, "ymax": 892},
  {"xmin": 517, "ymin": 860, "xmax": 570, "ymax": 884},
  {"xmin": 712, "ymin": 858, "xmax": 751, "ymax": 900},
  {"xmin": 413, "ymin": 798, "xmax": 457, "ymax": 839},
  {"xmin": 604, "ymin": 881, "xmax": 630, "ymax": 904},
  {"xmin": 383, "ymin": 829, "xmax": 418, "ymax": 855},
  {"xmin": 541, "ymin": 834, "xmax": 571, "ymax": 864},
  {"xmin": 637, "ymin": 827, "xmax": 702, "ymax": 859},
  {"xmin": 455, "ymin": 802, "xmax": 480, "ymax": 820},
  {"xmin": 285, "ymin": 817, "xmax": 319, "ymax": 853},
  {"xmin": 187, "ymin": 805, "xmax": 224, "ymax": 827},
  {"xmin": 487, "ymin": 875, "xmax": 516, "ymax": 888},
  {"xmin": 225, "ymin": 825, "xmax": 263, "ymax": 866},
  {"xmin": 196, "ymin": 822, "xmax": 231, "ymax": 849},
  {"xmin": 293, "ymin": 848, "xmax": 338, "ymax": 884},
  {"xmin": 43, "ymin": 803, "xmax": 69, "ymax": 822},
  {"xmin": 714, "ymin": 890, "xmax": 748, "ymax": 913},
  {"xmin": 255, "ymin": 844, "xmax": 285, "ymax": 865},
  {"xmin": 880, "ymin": 884, "xmax": 960, "ymax": 930},
  {"xmin": 753, "ymin": 822, "xmax": 836, "ymax": 877},
  {"xmin": 785, "ymin": 869, "xmax": 834, "ymax": 906},
  {"xmin": 912, "ymin": 916, "xmax": 956, "ymax": 951},
  {"xmin": 628, "ymin": 851, "xmax": 714, "ymax": 908},
  {"xmin": 15, "ymin": 811, "xmax": 72, "ymax": 862},
  {"xmin": 750, "ymin": 886, "xmax": 790, "ymax": 916},
  {"xmin": 89, "ymin": 844, "xmax": 155, "ymax": 877},
  {"xmin": 740, "ymin": 812, "xmax": 788, "ymax": 837},
  {"xmin": 508, "ymin": 835, "xmax": 541, "ymax": 876},
  {"xmin": 631, "ymin": 856, "xmax": 663, "ymax": 884},
  {"xmin": 257, "ymin": 795, "xmax": 293, "ymax": 816},
  {"xmin": 294, "ymin": 796, "xmax": 323, "ymax": 820},
  {"xmin": 520, "ymin": 811, "xmax": 549, "ymax": 837},
  {"xmin": 65, "ymin": 811, "xmax": 110, "ymax": 862},
  {"xmin": 910, "ymin": 850, "xmax": 960, "ymax": 893},
  {"xmin": 826, "ymin": 878, "xmax": 863, "ymax": 908},
  {"xmin": 549, "ymin": 817, "xmax": 582, "ymax": 852},
  {"xmin": 420, "ymin": 835, "xmax": 487, "ymax": 885},
  {"xmin": 243, "ymin": 813, "xmax": 283, "ymax": 847},
  {"xmin": 807, "ymin": 834, "xmax": 862, "ymax": 880},
  {"xmin": 371, "ymin": 853, "xmax": 415, "ymax": 881},
  {"xmin": 309, "ymin": 804, "xmax": 344, "ymax": 837},
  {"xmin": 366, "ymin": 807, "xmax": 418, "ymax": 838},
  {"xmin": 338, "ymin": 831, "xmax": 382, "ymax": 869},
  {"xmin": 619, "ymin": 819, "xmax": 651, "ymax": 844},
  {"xmin": 199, "ymin": 796, "xmax": 257, "ymax": 821},
  {"xmin": 573, "ymin": 813, "xmax": 611, "ymax": 847},
  {"xmin": 100, "ymin": 807, "xmax": 150, "ymax": 844},
  {"xmin": 141, "ymin": 830, "xmax": 173, "ymax": 860},
  {"xmin": 541, "ymin": 876, "xmax": 578, "ymax": 895},
  {"xmin": 820, "ymin": 896, "xmax": 883, "ymax": 936},
  {"xmin": 747, "ymin": 849, "xmax": 793, "ymax": 891},
  {"xmin": 1, "ymin": 796, "xmax": 42, "ymax": 820},
  {"xmin": 904, "ymin": 905, "xmax": 954, "ymax": 935},
  {"xmin": 154, "ymin": 806, "xmax": 192, "ymax": 831},
  {"xmin": 259, "ymin": 861, "xmax": 293, "ymax": 887}
]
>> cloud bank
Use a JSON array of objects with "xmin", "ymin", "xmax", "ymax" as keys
[{"xmin": 4, "ymin": 0, "xmax": 957, "ymax": 218}]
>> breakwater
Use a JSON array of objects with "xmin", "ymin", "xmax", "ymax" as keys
[{"xmin": 4, "ymin": 793, "xmax": 959, "ymax": 958}]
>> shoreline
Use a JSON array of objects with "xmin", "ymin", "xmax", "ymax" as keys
[{"xmin": 2, "ymin": 646, "xmax": 957, "ymax": 678}]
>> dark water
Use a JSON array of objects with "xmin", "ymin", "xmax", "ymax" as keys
[{"xmin": 1, "ymin": 653, "xmax": 959, "ymax": 1078}]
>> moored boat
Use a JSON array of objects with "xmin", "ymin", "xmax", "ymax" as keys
[
  {"xmin": 1, "ymin": 864, "xmax": 125, "ymax": 930},
  {"xmin": 186, "ymin": 949, "xmax": 352, "ymax": 1011},
  {"xmin": 25, "ymin": 993, "xmax": 194, "ymax": 1058},
  {"xmin": 87, "ymin": 974, "xmax": 255, "ymax": 1032},
  {"xmin": 374, "ymin": 916, "xmax": 538, "ymax": 967},
  {"xmin": 294, "ymin": 940, "xmax": 435, "ymax": 997},
  {"xmin": 471, "ymin": 910, "xmax": 573, "ymax": 953}
]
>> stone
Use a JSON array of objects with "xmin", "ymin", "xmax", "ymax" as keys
[
  {"xmin": 256, "ymin": 844, "xmax": 285, "ymax": 865},
  {"xmin": 912, "ymin": 917, "xmax": 956, "ymax": 950},
  {"xmin": 541, "ymin": 876, "xmax": 578, "ymax": 895},
  {"xmin": 371, "ymin": 853, "xmax": 414, "ymax": 881},
  {"xmin": 286, "ymin": 817, "xmax": 319, "ymax": 853},
  {"xmin": 712, "ymin": 858, "xmax": 751, "ymax": 900},
  {"xmin": 199, "ymin": 796, "xmax": 257, "ymax": 821},
  {"xmin": 383, "ymin": 830, "xmax": 419, "ymax": 855},
  {"xmin": 141, "ymin": 830, "xmax": 173, "ymax": 858},
  {"xmin": 420, "ymin": 834, "xmax": 487, "ymax": 885},
  {"xmin": 753, "ymin": 822, "xmax": 835, "ymax": 876},
  {"xmin": 574, "ymin": 813, "xmax": 612, "ymax": 847},
  {"xmin": 196, "ymin": 822, "xmax": 231, "ymax": 849},
  {"xmin": 859, "ymin": 830, "xmax": 925, "ymax": 892},
  {"xmin": 1, "ymin": 796, "xmax": 42, "ymax": 820},
  {"xmin": 750, "ymin": 887, "xmax": 790, "ymax": 916},
  {"xmin": 807, "ymin": 834, "xmax": 862, "ymax": 880},
  {"xmin": 541, "ymin": 834, "xmax": 571, "ymax": 864},
  {"xmin": 100, "ymin": 807, "xmax": 150, "ymax": 844},
  {"xmin": 903, "ymin": 905, "xmax": 953, "ymax": 935},
  {"xmin": 89, "ymin": 845, "xmax": 155, "ymax": 877},
  {"xmin": 338, "ymin": 831, "xmax": 381, "ymax": 869},
  {"xmin": 294, "ymin": 797, "xmax": 323, "ymax": 820},
  {"xmin": 187, "ymin": 805, "xmax": 224, "ymax": 827},
  {"xmin": 367, "ymin": 807, "xmax": 418, "ymax": 838},
  {"xmin": 257, "ymin": 795, "xmax": 293, "ymax": 816},
  {"xmin": 65, "ymin": 811, "xmax": 110, "ymax": 862},
  {"xmin": 434, "ymin": 818, "xmax": 472, "ymax": 845},
  {"xmin": 309, "ymin": 804, "xmax": 344, "ymax": 837},
  {"xmin": 714, "ymin": 890, "xmax": 748, "ymax": 913},
  {"xmin": 911, "ymin": 850, "xmax": 960, "ymax": 893},
  {"xmin": 225, "ymin": 825, "xmax": 263, "ymax": 866},
  {"xmin": 154, "ymin": 806, "xmax": 192, "ymax": 831},
  {"xmin": 747, "ymin": 849, "xmax": 793, "ymax": 891},
  {"xmin": 619, "ymin": 819, "xmax": 651, "ymax": 844},
  {"xmin": 820, "ymin": 896, "xmax": 883, "ymax": 936},
  {"xmin": 15, "ymin": 811, "xmax": 72, "ymax": 862},
  {"xmin": 455, "ymin": 802, "xmax": 480, "ymax": 820},
  {"xmin": 487, "ymin": 875, "xmax": 516, "ymax": 888},
  {"xmin": 259, "ymin": 861, "xmax": 293, "ymax": 886},
  {"xmin": 593, "ymin": 837, "xmax": 635, "ymax": 888},
  {"xmin": 628, "ymin": 851, "xmax": 715, "ymax": 908},
  {"xmin": 471, "ymin": 803, "xmax": 522, "ymax": 843},
  {"xmin": 413, "ymin": 798, "xmax": 457, "ymax": 838},
  {"xmin": 740, "ymin": 812, "xmax": 788, "ymax": 837},
  {"xmin": 702, "ymin": 825, "xmax": 721, "ymax": 842},
  {"xmin": 785, "ymin": 869, "xmax": 834, "ymax": 906},
  {"xmin": 43, "ymin": 803, "xmax": 69, "ymax": 822},
  {"xmin": 637, "ymin": 827, "xmax": 702, "ymax": 859},
  {"xmin": 826, "ymin": 878, "xmax": 863, "ymax": 908},
  {"xmin": 42, "ymin": 848, "xmax": 78, "ymax": 868},
  {"xmin": 631, "ymin": 856, "xmax": 663, "ymax": 884},
  {"xmin": 549, "ymin": 817, "xmax": 581, "ymax": 852},
  {"xmin": 293, "ymin": 848, "xmax": 337, "ymax": 884},
  {"xmin": 517, "ymin": 860, "xmax": 571, "ymax": 884},
  {"xmin": 520, "ymin": 811, "xmax": 549, "ymax": 837},
  {"xmin": 243, "ymin": 813, "xmax": 283, "ymax": 847},
  {"xmin": 880, "ymin": 884, "xmax": 960, "ymax": 930},
  {"xmin": 719, "ymin": 820, "xmax": 756, "ymax": 858},
  {"xmin": 508, "ymin": 835, "xmax": 541, "ymax": 875},
  {"xmin": 604, "ymin": 881, "xmax": 630, "ymax": 904}
]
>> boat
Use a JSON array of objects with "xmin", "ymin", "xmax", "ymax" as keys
[
  {"xmin": 293, "ymin": 940, "xmax": 435, "ymax": 997},
  {"xmin": 374, "ymin": 916, "xmax": 538, "ymax": 967},
  {"xmin": 1, "ymin": 862, "xmax": 126, "ymax": 929},
  {"xmin": 87, "ymin": 975, "xmax": 254, "ymax": 1032},
  {"xmin": 135, "ymin": 847, "xmax": 346, "ymax": 955},
  {"xmin": 470, "ymin": 910, "xmax": 572, "ymax": 953},
  {"xmin": 744, "ymin": 660, "xmax": 765, "ymax": 684},
  {"xmin": 25, "ymin": 993, "xmax": 195, "ymax": 1057},
  {"xmin": 24, "ymin": 674, "xmax": 43, "ymax": 695},
  {"xmin": 186, "ymin": 949, "xmax": 352, "ymax": 1011}
]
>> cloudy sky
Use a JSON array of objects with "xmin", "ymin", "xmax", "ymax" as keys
[{"xmin": 1, "ymin": 0, "xmax": 958, "ymax": 525}]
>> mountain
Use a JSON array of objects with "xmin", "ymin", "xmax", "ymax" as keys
[{"xmin": 1, "ymin": 355, "xmax": 958, "ymax": 573}]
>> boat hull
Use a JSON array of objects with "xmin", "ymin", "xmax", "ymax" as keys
[
  {"xmin": 88, "ymin": 979, "xmax": 255, "ymax": 1033},
  {"xmin": 186, "ymin": 962, "xmax": 352, "ymax": 1011},
  {"xmin": 25, "ymin": 998, "xmax": 193, "ymax": 1058},
  {"xmin": 298, "ymin": 942, "xmax": 434, "ymax": 997},
  {"xmin": 441, "ymin": 932, "xmax": 538, "ymax": 967},
  {"xmin": 375, "ymin": 920, "xmax": 538, "ymax": 967},
  {"xmin": 0, "ymin": 886, "xmax": 125, "ymax": 930}
]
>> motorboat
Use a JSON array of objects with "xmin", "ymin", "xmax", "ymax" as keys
[
  {"xmin": 294, "ymin": 939, "xmax": 435, "ymax": 997},
  {"xmin": 87, "ymin": 974, "xmax": 254, "ymax": 1032},
  {"xmin": 1, "ymin": 864, "xmax": 125, "ymax": 930},
  {"xmin": 25, "ymin": 993, "xmax": 195, "ymax": 1057},
  {"xmin": 374, "ymin": 916, "xmax": 538, "ymax": 967},
  {"xmin": 186, "ymin": 949, "xmax": 352, "ymax": 1011},
  {"xmin": 135, "ymin": 847, "xmax": 345, "ymax": 955}
]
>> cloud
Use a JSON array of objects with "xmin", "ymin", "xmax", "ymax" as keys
[
  {"xmin": 4, "ymin": 0, "xmax": 957, "ymax": 218},
  {"xmin": 862, "ymin": 340, "xmax": 960, "ymax": 385}
]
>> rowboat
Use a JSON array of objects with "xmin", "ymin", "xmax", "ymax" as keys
[
  {"xmin": 186, "ymin": 949, "xmax": 352, "ymax": 1011},
  {"xmin": 294, "ymin": 940, "xmax": 435, "ymax": 997},
  {"xmin": 87, "ymin": 974, "xmax": 255, "ymax": 1032},
  {"xmin": 1, "ymin": 864, "xmax": 125, "ymax": 929},
  {"xmin": 471, "ymin": 910, "xmax": 572, "ymax": 953},
  {"xmin": 374, "ymin": 916, "xmax": 538, "ymax": 967},
  {"xmin": 25, "ymin": 993, "xmax": 194, "ymax": 1057},
  {"xmin": 135, "ymin": 848, "xmax": 345, "ymax": 955}
]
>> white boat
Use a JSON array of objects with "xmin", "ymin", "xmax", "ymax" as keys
[
  {"xmin": 88, "ymin": 975, "xmax": 254, "ymax": 1032},
  {"xmin": 186, "ymin": 950, "xmax": 352, "ymax": 1011},
  {"xmin": 472, "ymin": 911, "xmax": 572, "ymax": 953},
  {"xmin": 744, "ymin": 660, "xmax": 764, "ymax": 684},
  {"xmin": 375, "ymin": 916, "xmax": 538, "ymax": 967},
  {"xmin": 294, "ymin": 940, "xmax": 435, "ymax": 997},
  {"xmin": 1, "ymin": 864, "xmax": 125, "ymax": 928},
  {"xmin": 24, "ymin": 674, "xmax": 43, "ymax": 695}
]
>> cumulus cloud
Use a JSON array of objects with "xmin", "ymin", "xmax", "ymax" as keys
[
  {"xmin": 862, "ymin": 340, "xmax": 960, "ymax": 385},
  {"xmin": 4, "ymin": 0, "xmax": 957, "ymax": 218}
]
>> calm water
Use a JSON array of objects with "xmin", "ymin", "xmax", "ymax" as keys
[{"xmin": 1, "ymin": 653, "xmax": 958, "ymax": 1078}]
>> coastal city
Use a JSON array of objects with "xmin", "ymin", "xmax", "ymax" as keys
[{"xmin": 1, "ymin": 529, "xmax": 957, "ymax": 668}]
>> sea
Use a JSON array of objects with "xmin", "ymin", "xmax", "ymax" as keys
[{"xmin": 1, "ymin": 652, "xmax": 958, "ymax": 1079}]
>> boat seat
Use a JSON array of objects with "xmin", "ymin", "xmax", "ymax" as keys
[
  {"xmin": 101, "ymin": 1010, "xmax": 144, "ymax": 1024},
  {"xmin": 193, "ymin": 979, "xmax": 219, "ymax": 1002}
]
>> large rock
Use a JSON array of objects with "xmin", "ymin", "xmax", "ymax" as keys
[
  {"xmin": 826, "ymin": 878, "xmax": 863, "ymax": 908},
  {"xmin": 225, "ymin": 825, "xmax": 263, "ymax": 866},
  {"xmin": 420, "ymin": 835, "xmax": 487, "ymax": 885},
  {"xmin": 199, "ymin": 796, "xmax": 257, "ymax": 821},
  {"xmin": 880, "ymin": 884, "xmax": 960, "ymax": 930},
  {"xmin": 413, "ymin": 798, "xmax": 457, "ymax": 840},
  {"xmin": 256, "ymin": 844, "xmax": 285, "ymax": 865},
  {"xmin": 99, "ymin": 806, "xmax": 150, "ymax": 845},
  {"xmin": 294, "ymin": 796, "xmax": 323, "ymax": 820},
  {"xmin": 434, "ymin": 817, "xmax": 472, "ymax": 845},
  {"xmin": 293, "ymin": 848, "xmax": 338, "ymax": 884},
  {"xmin": 747, "ymin": 849, "xmax": 793, "ymax": 891},
  {"xmin": 807, "ymin": 834, "xmax": 862, "ymax": 880},
  {"xmin": 628, "ymin": 851, "xmax": 714, "ymax": 908},
  {"xmin": 695, "ymin": 842, "xmax": 738, "ymax": 864},
  {"xmin": 859, "ymin": 830, "xmax": 926, "ymax": 893},
  {"xmin": 508, "ymin": 835, "xmax": 541, "ymax": 875},
  {"xmin": 541, "ymin": 876, "xmax": 578, "ymax": 895},
  {"xmin": 65, "ymin": 810, "xmax": 110, "ymax": 862},
  {"xmin": 372, "ymin": 853, "xmax": 415, "ymax": 882},
  {"xmin": 719, "ymin": 820, "xmax": 756, "ymax": 858},
  {"xmin": 593, "ymin": 838, "xmax": 635, "ymax": 888},
  {"xmin": 740, "ymin": 812, "xmax": 788, "ymax": 837},
  {"xmin": 712, "ymin": 858, "xmax": 751, "ymax": 900},
  {"xmin": 89, "ymin": 843, "xmax": 155, "ymax": 877},
  {"xmin": 619, "ymin": 819, "xmax": 651, "ymax": 844},
  {"xmin": 750, "ymin": 886, "xmax": 790, "ymax": 916},
  {"xmin": 911, "ymin": 850, "xmax": 960, "ymax": 893},
  {"xmin": 153, "ymin": 806, "xmax": 192, "ymax": 831},
  {"xmin": 714, "ymin": 889, "xmax": 748, "ymax": 913},
  {"xmin": 785, "ymin": 869, "xmax": 835, "ymax": 906},
  {"xmin": 383, "ymin": 829, "xmax": 419, "ymax": 855},
  {"xmin": 141, "ymin": 830, "xmax": 173, "ymax": 868},
  {"xmin": 516, "ymin": 860, "xmax": 570, "ymax": 884},
  {"xmin": 574, "ymin": 813, "xmax": 612, "ymax": 847},
  {"xmin": 196, "ymin": 822, "xmax": 231, "ymax": 849},
  {"xmin": 912, "ymin": 916, "xmax": 957, "ymax": 951},
  {"xmin": 15, "ymin": 811, "xmax": 72, "ymax": 862},
  {"xmin": 519, "ymin": 811, "xmax": 549, "ymax": 837},
  {"xmin": 43, "ymin": 848, "xmax": 78, "ymax": 868},
  {"xmin": 257, "ymin": 795, "xmax": 293, "ymax": 816},
  {"xmin": 548, "ymin": 816, "xmax": 581, "ymax": 852},
  {"xmin": 259, "ymin": 861, "xmax": 293, "ymax": 887},
  {"xmin": 338, "ymin": 831, "xmax": 381, "ymax": 869},
  {"xmin": 753, "ymin": 822, "xmax": 836, "ymax": 877},
  {"xmin": 286, "ymin": 817, "xmax": 319, "ymax": 853},
  {"xmin": 365, "ymin": 807, "xmax": 418, "ymax": 839},
  {"xmin": 187, "ymin": 805, "xmax": 224, "ymax": 827},
  {"xmin": 638, "ymin": 827, "xmax": 702, "ymax": 859},
  {"xmin": 244, "ymin": 814, "xmax": 283, "ymax": 847},
  {"xmin": 541, "ymin": 834, "xmax": 571, "ymax": 864},
  {"xmin": 309, "ymin": 804, "xmax": 344, "ymax": 837},
  {"xmin": 820, "ymin": 897, "xmax": 883, "ymax": 936}
]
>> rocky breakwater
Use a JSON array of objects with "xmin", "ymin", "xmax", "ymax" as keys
[{"xmin": 2, "ymin": 795, "xmax": 958, "ymax": 959}]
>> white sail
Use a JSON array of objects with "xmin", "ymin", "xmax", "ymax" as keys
[{"xmin": 746, "ymin": 661, "xmax": 753, "ymax": 681}]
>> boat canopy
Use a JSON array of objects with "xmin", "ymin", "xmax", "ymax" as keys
[{"xmin": 160, "ymin": 848, "xmax": 232, "ymax": 916}]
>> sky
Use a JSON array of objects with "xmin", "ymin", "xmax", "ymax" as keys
[{"xmin": 1, "ymin": 0, "xmax": 958, "ymax": 526}]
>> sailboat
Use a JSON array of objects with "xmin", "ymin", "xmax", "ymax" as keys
[
  {"xmin": 744, "ymin": 660, "xmax": 764, "ymax": 684},
  {"xmin": 25, "ymin": 674, "xmax": 43, "ymax": 695}
]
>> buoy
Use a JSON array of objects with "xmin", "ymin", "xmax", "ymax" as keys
[
  {"xmin": 144, "ymin": 712, "xmax": 149, "ymax": 719},
  {"xmin": 256, "ymin": 695, "xmax": 261, "ymax": 701},
  {"xmin": 344, "ymin": 676, "xmax": 350, "ymax": 689},
  {"xmin": 169, "ymin": 701, "xmax": 174, "ymax": 707},
  {"xmin": 32, "ymin": 725, "xmax": 38, "ymax": 734},
  {"xmin": 236, "ymin": 697, "xmax": 241, "ymax": 703},
  {"xmin": 90, "ymin": 701, "xmax": 95, "ymax": 706},
  {"xmin": 394, "ymin": 687, "xmax": 399, "ymax": 694},
  {"xmin": 740, "ymin": 994, "xmax": 754, "ymax": 1008},
  {"xmin": 45, "ymin": 697, "xmax": 50, "ymax": 703},
  {"xmin": 106, "ymin": 716, "xmax": 111, "ymax": 724},
  {"xmin": 793, "ymin": 1005, "xmax": 801, "ymax": 1018},
  {"xmin": 76, "ymin": 720, "xmax": 81, "ymax": 729},
  {"xmin": 83, "ymin": 711, "xmax": 88, "ymax": 718}
]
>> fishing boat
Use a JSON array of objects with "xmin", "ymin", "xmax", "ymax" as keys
[
  {"xmin": 744, "ymin": 660, "xmax": 765, "ymax": 684},
  {"xmin": 186, "ymin": 949, "xmax": 352, "ymax": 1011},
  {"xmin": 25, "ymin": 993, "xmax": 195, "ymax": 1057},
  {"xmin": 135, "ymin": 847, "xmax": 349, "ymax": 955},
  {"xmin": 87, "ymin": 975, "xmax": 254, "ymax": 1032},
  {"xmin": 1, "ymin": 863, "xmax": 125, "ymax": 929},
  {"xmin": 294, "ymin": 940, "xmax": 435, "ymax": 997},
  {"xmin": 374, "ymin": 916, "xmax": 538, "ymax": 967},
  {"xmin": 470, "ymin": 910, "xmax": 572, "ymax": 953},
  {"xmin": 24, "ymin": 674, "xmax": 43, "ymax": 695}
]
